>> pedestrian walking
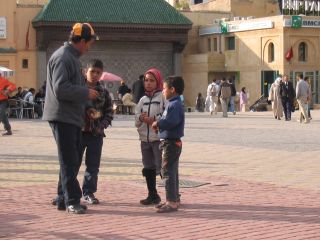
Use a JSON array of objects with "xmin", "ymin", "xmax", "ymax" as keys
[
  {"xmin": 239, "ymin": 87, "xmax": 248, "ymax": 112},
  {"xmin": 152, "ymin": 76, "xmax": 185, "ymax": 213},
  {"xmin": 209, "ymin": 79, "xmax": 220, "ymax": 115},
  {"xmin": 0, "ymin": 74, "xmax": 16, "ymax": 136},
  {"xmin": 45, "ymin": 22, "xmax": 99, "ymax": 214},
  {"xmin": 135, "ymin": 68, "xmax": 165, "ymax": 205},
  {"xmin": 228, "ymin": 78, "xmax": 237, "ymax": 115},
  {"xmin": 268, "ymin": 77, "xmax": 283, "ymax": 120},
  {"xmin": 296, "ymin": 74, "xmax": 310, "ymax": 124},
  {"xmin": 195, "ymin": 92, "xmax": 205, "ymax": 112},
  {"xmin": 218, "ymin": 78, "xmax": 231, "ymax": 118},
  {"xmin": 280, "ymin": 74, "xmax": 295, "ymax": 121},
  {"xmin": 304, "ymin": 76, "xmax": 312, "ymax": 120},
  {"xmin": 205, "ymin": 80, "xmax": 213, "ymax": 112}
]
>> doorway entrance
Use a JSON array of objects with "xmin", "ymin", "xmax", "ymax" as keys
[{"xmin": 261, "ymin": 70, "xmax": 279, "ymax": 98}]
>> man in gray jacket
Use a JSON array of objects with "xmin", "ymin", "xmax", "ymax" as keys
[
  {"xmin": 296, "ymin": 73, "xmax": 310, "ymax": 124},
  {"xmin": 43, "ymin": 23, "xmax": 99, "ymax": 214}
]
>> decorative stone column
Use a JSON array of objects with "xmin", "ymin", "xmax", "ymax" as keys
[{"xmin": 173, "ymin": 42, "xmax": 185, "ymax": 76}]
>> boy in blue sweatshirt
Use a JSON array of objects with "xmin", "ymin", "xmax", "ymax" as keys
[{"xmin": 152, "ymin": 76, "xmax": 185, "ymax": 213}]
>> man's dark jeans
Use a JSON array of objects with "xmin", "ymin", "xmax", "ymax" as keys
[
  {"xmin": 49, "ymin": 121, "xmax": 82, "ymax": 206},
  {"xmin": 160, "ymin": 139, "xmax": 182, "ymax": 202},
  {"xmin": 78, "ymin": 132, "xmax": 103, "ymax": 196},
  {"xmin": 282, "ymin": 98, "xmax": 292, "ymax": 120}
]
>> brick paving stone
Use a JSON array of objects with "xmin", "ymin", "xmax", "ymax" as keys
[{"xmin": 1, "ymin": 111, "xmax": 320, "ymax": 239}]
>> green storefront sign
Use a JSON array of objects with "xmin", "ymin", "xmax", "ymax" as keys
[
  {"xmin": 291, "ymin": 15, "xmax": 302, "ymax": 28},
  {"xmin": 220, "ymin": 22, "xmax": 228, "ymax": 34}
]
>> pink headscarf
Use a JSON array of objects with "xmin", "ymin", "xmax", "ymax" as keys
[{"xmin": 144, "ymin": 68, "xmax": 163, "ymax": 97}]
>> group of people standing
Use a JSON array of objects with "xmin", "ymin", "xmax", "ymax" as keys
[
  {"xmin": 45, "ymin": 22, "xmax": 185, "ymax": 214},
  {"xmin": 268, "ymin": 74, "xmax": 312, "ymax": 123},
  {"xmin": 196, "ymin": 78, "xmax": 248, "ymax": 117}
]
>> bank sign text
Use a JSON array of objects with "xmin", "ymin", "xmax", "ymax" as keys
[{"xmin": 282, "ymin": 0, "xmax": 320, "ymax": 12}]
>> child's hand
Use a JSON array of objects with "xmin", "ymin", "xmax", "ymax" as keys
[
  {"xmin": 87, "ymin": 108, "xmax": 95, "ymax": 119},
  {"xmin": 140, "ymin": 113, "xmax": 154, "ymax": 125},
  {"xmin": 87, "ymin": 108, "xmax": 101, "ymax": 119},
  {"xmin": 139, "ymin": 112, "xmax": 147, "ymax": 122},
  {"xmin": 145, "ymin": 116, "xmax": 155, "ymax": 125},
  {"xmin": 151, "ymin": 121, "xmax": 158, "ymax": 133}
]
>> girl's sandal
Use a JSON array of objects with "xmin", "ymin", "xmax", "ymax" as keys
[{"xmin": 156, "ymin": 204, "xmax": 178, "ymax": 213}]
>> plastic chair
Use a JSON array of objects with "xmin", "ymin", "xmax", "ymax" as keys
[
  {"xmin": 8, "ymin": 99, "xmax": 22, "ymax": 118},
  {"xmin": 20, "ymin": 99, "xmax": 35, "ymax": 119}
]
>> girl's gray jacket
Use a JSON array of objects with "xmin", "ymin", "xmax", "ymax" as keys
[{"xmin": 135, "ymin": 91, "xmax": 166, "ymax": 142}]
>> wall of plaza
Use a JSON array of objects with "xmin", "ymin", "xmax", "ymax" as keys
[{"xmin": 189, "ymin": 0, "xmax": 279, "ymax": 18}]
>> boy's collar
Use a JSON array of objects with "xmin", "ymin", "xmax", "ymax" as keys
[{"xmin": 168, "ymin": 95, "xmax": 180, "ymax": 101}]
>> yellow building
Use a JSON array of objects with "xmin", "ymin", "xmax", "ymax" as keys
[
  {"xmin": 167, "ymin": 0, "xmax": 279, "ymax": 18},
  {"xmin": 183, "ymin": 14, "xmax": 320, "ymax": 107},
  {"xmin": 189, "ymin": 0, "xmax": 279, "ymax": 18},
  {"xmin": 0, "ymin": 0, "xmax": 46, "ymax": 88}
]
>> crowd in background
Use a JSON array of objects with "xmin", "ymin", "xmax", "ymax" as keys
[{"xmin": 196, "ymin": 78, "xmax": 248, "ymax": 118}]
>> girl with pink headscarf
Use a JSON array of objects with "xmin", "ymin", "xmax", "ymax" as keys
[{"xmin": 135, "ymin": 68, "xmax": 165, "ymax": 205}]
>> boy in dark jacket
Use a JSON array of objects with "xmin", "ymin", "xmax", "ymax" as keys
[
  {"xmin": 152, "ymin": 76, "xmax": 185, "ymax": 213},
  {"xmin": 80, "ymin": 59, "xmax": 113, "ymax": 204},
  {"xmin": 51, "ymin": 59, "xmax": 113, "ymax": 208}
]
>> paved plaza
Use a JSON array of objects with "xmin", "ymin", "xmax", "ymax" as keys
[{"xmin": 0, "ymin": 111, "xmax": 320, "ymax": 239}]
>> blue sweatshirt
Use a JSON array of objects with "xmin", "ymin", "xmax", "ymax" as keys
[{"xmin": 157, "ymin": 95, "xmax": 184, "ymax": 139}]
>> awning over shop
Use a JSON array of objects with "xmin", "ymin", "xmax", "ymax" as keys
[{"xmin": 0, "ymin": 66, "xmax": 14, "ymax": 78}]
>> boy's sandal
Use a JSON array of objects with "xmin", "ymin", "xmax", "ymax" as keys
[
  {"xmin": 156, "ymin": 204, "xmax": 178, "ymax": 213},
  {"xmin": 155, "ymin": 202, "xmax": 166, "ymax": 209}
]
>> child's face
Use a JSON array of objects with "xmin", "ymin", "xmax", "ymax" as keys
[
  {"xmin": 86, "ymin": 67, "xmax": 103, "ymax": 84},
  {"xmin": 162, "ymin": 82, "xmax": 175, "ymax": 100},
  {"xmin": 144, "ymin": 73, "xmax": 157, "ymax": 92}
]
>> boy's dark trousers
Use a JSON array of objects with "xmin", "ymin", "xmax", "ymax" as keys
[
  {"xmin": 49, "ymin": 121, "xmax": 82, "ymax": 206},
  {"xmin": 78, "ymin": 132, "xmax": 103, "ymax": 196},
  {"xmin": 160, "ymin": 139, "xmax": 182, "ymax": 202}
]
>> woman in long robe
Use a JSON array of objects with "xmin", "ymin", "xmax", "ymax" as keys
[{"xmin": 268, "ymin": 77, "xmax": 283, "ymax": 120}]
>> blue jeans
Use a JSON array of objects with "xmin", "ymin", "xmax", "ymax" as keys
[
  {"xmin": 229, "ymin": 96, "xmax": 235, "ymax": 112},
  {"xmin": 160, "ymin": 139, "xmax": 182, "ymax": 202},
  {"xmin": 0, "ymin": 101, "xmax": 11, "ymax": 130},
  {"xmin": 49, "ymin": 121, "xmax": 82, "ymax": 206},
  {"xmin": 79, "ymin": 132, "xmax": 103, "ymax": 196}
]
